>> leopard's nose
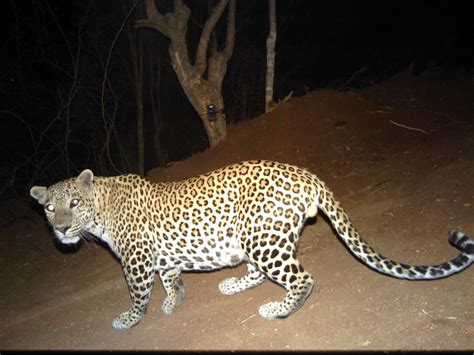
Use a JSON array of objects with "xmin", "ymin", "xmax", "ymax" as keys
[{"xmin": 57, "ymin": 225, "xmax": 71, "ymax": 234}]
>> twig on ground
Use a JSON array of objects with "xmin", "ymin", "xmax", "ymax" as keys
[
  {"xmin": 389, "ymin": 120, "xmax": 431, "ymax": 134},
  {"xmin": 367, "ymin": 110, "xmax": 392, "ymax": 114},
  {"xmin": 239, "ymin": 314, "xmax": 256, "ymax": 324}
]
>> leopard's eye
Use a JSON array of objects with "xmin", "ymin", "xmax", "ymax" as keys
[
  {"xmin": 45, "ymin": 204, "xmax": 55, "ymax": 212},
  {"xmin": 70, "ymin": 199, "xmax": 80, "ymax": 208}
]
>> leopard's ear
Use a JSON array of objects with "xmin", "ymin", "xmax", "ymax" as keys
[
  {"xmin": 76, "ymin": 169, "xmax": 94, "ymax": 190},
  {"xmin": 30, "ymin": 186, "xmax": 48, "ymax": 205}
]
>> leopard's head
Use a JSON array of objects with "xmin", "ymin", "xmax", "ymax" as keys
[{"xmin": 30, "ymin": 170, "xmax": 96, "ymax": 244}]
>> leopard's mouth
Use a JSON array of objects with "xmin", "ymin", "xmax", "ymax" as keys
[
  {"xmin": 59, "ymin": 236, "xmax": 81, "ymax": 244},
  {"xmin": 54, "ymin": 230, "xmax": 81, "ymax": 244}
]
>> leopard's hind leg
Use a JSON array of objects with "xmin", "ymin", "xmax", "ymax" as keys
[
  {"xmin": 249, "ymin": 232, "xmax": 314, "ymax": 319},
  {"xmin": 219, "ymin": 262, "xmax": 267, "ymax": 295}
]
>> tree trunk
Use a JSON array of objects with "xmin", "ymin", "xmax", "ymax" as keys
[
  {"xmin": 265, "ymin": 0, "xmax": 276, "ymax": 113},
  {"xmin": 150, "ymin": 56, "xmax": 166, "ymax": 166},
  {"xmin": 125, "ymin": 0, "xmax": 145, "ymax": 175},
  {"xmin": 136, "ymin": 34, "xmax": 144, "ymax": 175},
  {"xmin": 187, "ymin": 82, "xmax": 227, "ymax": 147},
  {"xmin": 169, "ymin": 59, "xmax": 227, "ymax": 147},
  {"xmin": 136, "ymin": 0, "xmax": 235, "ymax": 149}
]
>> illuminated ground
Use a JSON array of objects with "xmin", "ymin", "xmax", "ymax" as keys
[{"xmin": 1, "ymin": 69, "xmax": 473, "ymax": 350}]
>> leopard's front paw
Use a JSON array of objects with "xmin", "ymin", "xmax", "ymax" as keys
[{"xmin": 112, "ymin": 309, "xmax": 144, "ymax": 330}]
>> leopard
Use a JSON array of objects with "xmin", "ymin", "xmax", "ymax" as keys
[{"xmin": 30, "ymin": 160, "xmax": 473, "ymax": 330}]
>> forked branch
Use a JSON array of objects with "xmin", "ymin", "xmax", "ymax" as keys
[
  {"xmin": 195, "ymin": 0, "xmax": 229, "ymax": 76},
  {"xmin": 222, "ymin": 0, "xmax": 236, "ymax": 60}
]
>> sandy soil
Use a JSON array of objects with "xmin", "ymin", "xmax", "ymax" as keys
[{"xmin": 1, "ymin": 69, "xmax": 473, "ymax": 351}]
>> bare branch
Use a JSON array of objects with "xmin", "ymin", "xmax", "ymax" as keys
[
  {"xmin": 207, "ymin": 0, "xmax": 218, "ymax": 55},
  {"xmin": 267, "ymin": 90, "xmax": 293, "ymax": 113},
  {"xmin": 222, "ymin": 0, "xmax": 236, "ymax": 60},
  {"xmin": 136, "ymin": 0, "xmax": 171, "ymax": 37},
  {"xmin": 338, "ymin": 67, "xmax": 367, "ymax": 90},
  {"xmin": 0, "ymin": 111, "xmax": 36, "ymax": 149},
  {"xmin": 195, "ymin": 0, "xmax": 229, "ymax": 77},
  {"xmin": 101, "ymin": 0, "xmax": 140, "ymax": 174}
]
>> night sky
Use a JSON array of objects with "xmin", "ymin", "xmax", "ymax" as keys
[{"xmin": 1, "ymin": 0, "xmax": 473, "ymax": 198}]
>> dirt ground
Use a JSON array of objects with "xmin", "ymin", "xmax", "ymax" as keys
[{"xmin": 1, "ymin": 69, "xmax": 473, "ymax": 351}]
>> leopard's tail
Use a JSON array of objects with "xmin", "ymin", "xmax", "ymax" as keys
[{"xmin": 316, "ymin": 183, "xmax": 473, "ymax": 280}]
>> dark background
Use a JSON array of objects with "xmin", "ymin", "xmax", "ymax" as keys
[{"xmin": 1, "ymin": 0, "xmax": 472, "ymax": 198}]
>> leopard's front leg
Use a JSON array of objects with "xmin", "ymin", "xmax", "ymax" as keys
[
  {"xmin": 159, "ymin": 268, "xmax": 185, "ymax": 314},
  {"xmin": 113, "ymin": 251, "xmax": 155, "ymax": 330}
]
